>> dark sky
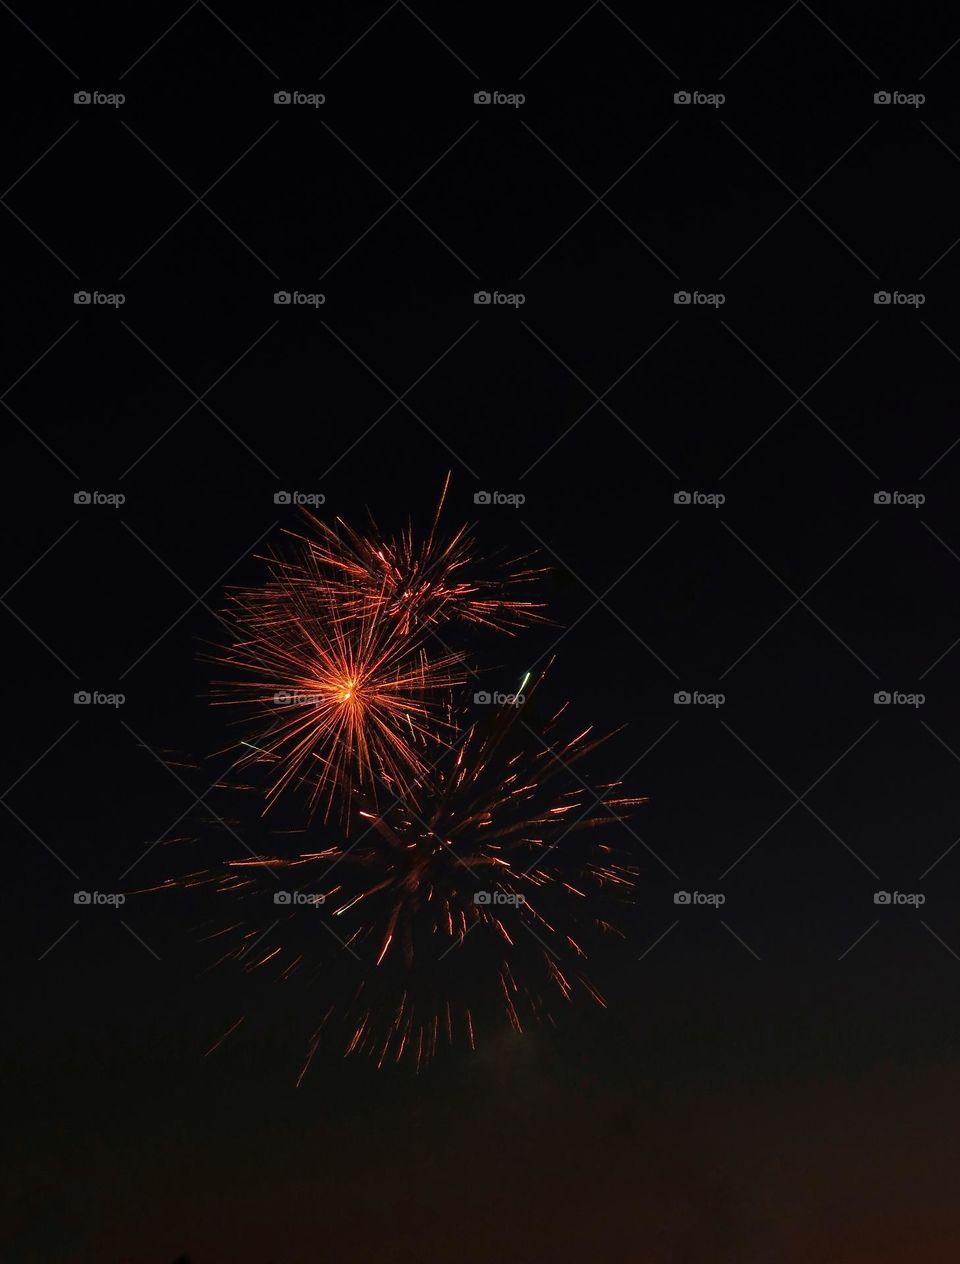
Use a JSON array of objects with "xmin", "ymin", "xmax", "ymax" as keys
[{"xmin": 4, "ymin": 2, "xmax": 960, "ymax": 1260}]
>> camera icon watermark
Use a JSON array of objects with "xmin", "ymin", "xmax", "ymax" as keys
[
  {"xmin": 473, "ymin": 290, "xmax": 526, "ymax": 307},
  {"xmin": 673, "ymin": 690, "xmax": 725, "ymax": 708},
  {"xmin": 273, "ymin": 891, "xmax": 325, "ymax": 905},
  {"xmin": 74, "ymin": 490, "xmax": 125, "ymax": 507},
  {"xmin": 74, "ymin": 690, "xmax": 125, "ymax": 707},
  {"xmin": 473, "ymin": 490, "xmax": 525, "ymax": 507},
  {"xmin": 273, "ymin": 690, "xmax": 319, "ymax": 706},
  {"xmin": 673, "ymin": 90, "xmax": 724, "ymax": 107},
  {"xmin": 274, "ymin": 90, "xmax": 325, "ymax": 107},
  {"xmin": 873, "ymin": 890, "xmax": 925, "ymax": 906},
  {"xmin": 673, "ymin": 291, "xmax": 725, "ymax": 307},
  {"xmin": 74, "ymin": 890, "xmax": 126, "ymax": 906},
  {"xmin": 474, "ymin": 891, "xmax": 526, "ymax": 906},
  {"xmin": 873, "ymin": 690, "xmax": 925, "ymax": 708},
  {"xmin": 874, "ymin": 90, "xmax": 924, "ymax": 107},
  {"xmin": 673, "ymin": 490, "xmax": 725, "ymax": 507},
  {"xmin": 474, "ymin": 90, "xmax": 525, "ymax": 107},
  {"xmin": 873, "ymin": 490, "xmax": 925, "ymax": 507},
  {"xmin": 274, "ymin": 291, "xmax": 325, "ymax": 307},
  {"xmin": 74, "ymin": 291, "xmax": 125, "ymax": 307},
  {"xmin": 674, "ymin": 890, "xmax": 726, "ymax": 906},
  {"xmin": 74, "ymin": 90, "xmax": 125, "ymax": 107},
  {"xmin": 273, "ymin": 491, "xmax": 326, "ymax": 506},
  {"xmin": 474, "ymin": 690, "xmax": 524, "ymax": 706},
  {"xmin": 873, "ymin": 291, "xmax": 924, "ymax": 307}
]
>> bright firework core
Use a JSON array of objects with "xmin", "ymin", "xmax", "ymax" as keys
[{"xmin": 196, "ymin": 482, "xmax": 643, "ymax": 1069}]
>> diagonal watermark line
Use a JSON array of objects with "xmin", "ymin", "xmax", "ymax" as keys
[
  {"xmin": 2, "ymin": 722, "xmax": 79, "ymax": 800},
  {"xmin": 119, "ymin": 121, "xmax": 280, "ymax": 279},
  {"xmin": 919, "ymin": 719, "xmax": 960, "ymax": 769},
  {"xmin": 119, "ymin": 320, "xmax": 279, "ymax": 478},
  {"xmin": 521, "ymin": 530, "xmax": 677, "ymax": 672},
  {"xmin": 719, "ymin": 722, "xmax": 877, "ymax": 878},
  {"xmin": 520, "ymin": 123, "xmax": 680, "ymax": 279},
  {"xmin": 719, "ymin": 320, "xmax": 879, "ymax": 479},
  {"xmin": 198, "ymin": 0, "xmax": 279, "ymax": 76},
  {"xmin": 3, "ymin": 801, "xmax": 81, "ymax": 879},
  {"xmin": 921, "ymin": 921, "xmax": 960, "ymax": 963},
  {"xmin": 117, "ymin": 747, "xmax": 264, "ymax": 882},
  {"xmin": 637, "ymin": 919, "xmax": 678, "ymax": 961},
  {"xmin": 237, "ymin": 919, "xmax": 280, "ymax": 963},
  {"xmin": 719, "ymin": 520, "xmax": 879, "ymax": 679},
  {"xmin": 121, "ymin": 523, "xmax": 237, "ymax": 634},
  {"xmin": 520, "ymin": 719, "xmax": 679, "ymax": 879},
  {"xmin": 521, "ymin": 520, "xmax": 680, "ymax": 679},
  {"xmin": 0, "ymin": 599, "xmax": 79, "ymax": 678},
  {"xmin": 318, "ymin": 912, "xmax": 364, "ymax": 962},
  {"xmin": 316, "ymin": 727, "xmax": 474, "ymax": 892},
  {"xmin": 598, "ymin": 0, "xmax": 679, "ymax": 77},
  {"xmin": 720, "ymin": 0, "xmax": 801, "ymax": 78},
  {"xmin": 39, "ymin": 921, "xmax": 80, "ymax": 961},
  {"xmin": 919, "ymin": 831, "xmax": 960, "ymax": 881},
  {"xmin": 2, "ymin": 327, "xmax": 78, "ymax": 468},
  {"xmin": 424, "ymin": 619, "xmax": 673, "ymax": 878},
  {"xmin": 720, "ymin": 920, "xmax": 761, "ymax": 959},
  {"xmin": 120, "ymin": 0, "xmax": 201, "ymax": 78},
  {"xmin": 121, "ymin": 921, "xmax": 162, "ymax": 960},
  {"xmin": 920, "ymin": 34, "xmax": 960, "ymax": 80},
  {"xmin": 2, "ymin": 120, "xmax": 79, "ymax": 200},
  {"xmin": 720, "ymin": 720, "xmax": 880, "ymax": 879},
  {"xmin": 798, "ymin": 0, "xmax": 878, "ymax": 77},
  {"xmin": 518, "ymin": 917, "xmax": 562, "ymax": 962},
  {"xmin": 320, "ymin": 1, "xmax": 401, "ymax": 80},
  {"xmin": 521, "ymin": 321, "xmax": 680, "ymax": 477},
  {"xmin": 438, "ymin": 918, "xmax": 479, "ymax": 961},
  {"xmin": 718, "ymin": 120, "xmax": 880, "ymax": 280},
  {"xmin": 921, "ymin": 229, "xmax": 960, "ymax": 280},
  {"xmin": 119, "ymin": 520, "xmax": 278, "ymax": 679},
  {"xmin": 520, "ymin": 122, "xmax": 680, "ymax": 279},
  {"xmin": 0, "ymin": 199, "xmax": 80, "ymax": 277},
  {"xmin": 3, "ymin": 321, "xmax": 79, "ymax": 401},
  {"xmin": 397, "ymin": 0, "xmax": 478, "ymax": 76},
  {"xmin": 918, "ymin": 524, "xmax": 960, "ymax": 679},
  {"xmin": 918, "ymin": 119, "xmax": 960, "ymax": 169},
  {"xmin": 520, "ymin": 1, "xmax": 600, "ymax": 79},
  {"xmin": 121, "ymin": 722, "xmax": 283, "ymax": 881},
  {"xmin": 318, "ymin": 119, "xmax": 480, "ymax": 279},
  {"xmin": 319, "ymin": 122, "xmax": 479, "ymax": 282},
  {"xmin": 920, "ymin": 519, "xmax": 960, "ymax": 569},
  {"xmin": 838, "ymin": 920, "xmax": 878, "ymax": 960},
  {"xmin": 519, "ymin": 0, "xmax": 676, "ymax": 80},
  {"xmin": 918, "ymin": 323, "xmax": 960, "ymax": 477},
  {"xmin": 319, "ymin": 320, "xmax": 479, "ymax": 478},
  {"xmin": 2, "ymin": 522, "xmax": 77, "ymax": 600},
  {"xmin": 920, "ymin": 630, "xmax": 960, "ymax": 682},
  {"xmin": 1, "ymin": 399, "xmax": 80, "ymax": 478},
  {"xmin": 0, "ymin": 0, "xmax": 78, "ymax": 75},
  {"xmin": 521, "ymin": 322, "xmax": 678, "ymax": 477}
]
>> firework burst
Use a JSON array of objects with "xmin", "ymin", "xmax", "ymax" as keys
[
  {"xmin": 176, "ymin": 483, "xmax": 643, "ymax": 1072},
  {"xmin": 189, "ymin": 672, "xmax": 646, "ymax": 1071},
  {"xmin": 214, "ymin": 579, "xmax": 464, "ymax": 819},
  {"xmin": 291, "ymin": 473, "xmax": 547, "ymax": 635}
]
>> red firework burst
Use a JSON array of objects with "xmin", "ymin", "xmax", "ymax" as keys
[
  {"xmin": 292, "ymin": 473, "xmax": 547, "ymax": 635},
  {"xmin": 214, "ymin": 581, "xmax": 464, "ymax": 818},
  {"xmin": 189, "ymin": 672, "xmax": 646, "ymax": 1072},
  {"xmin": 168, "ymin": 483, "xmax": 644, "ymax": 1073}
]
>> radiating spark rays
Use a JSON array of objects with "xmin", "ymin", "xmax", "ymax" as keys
[
  {"xmin": 186, "ymin": 668, "xmax": 644, "ymax": 1068},
  {"xmin": 166, "ymin": 484, "xmax": 643, "ymax": 1071}
]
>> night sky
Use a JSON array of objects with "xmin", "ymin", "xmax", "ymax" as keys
[{"xmin": 5, "ymin": 2, "xmax": 960, "ymax": 1260}]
